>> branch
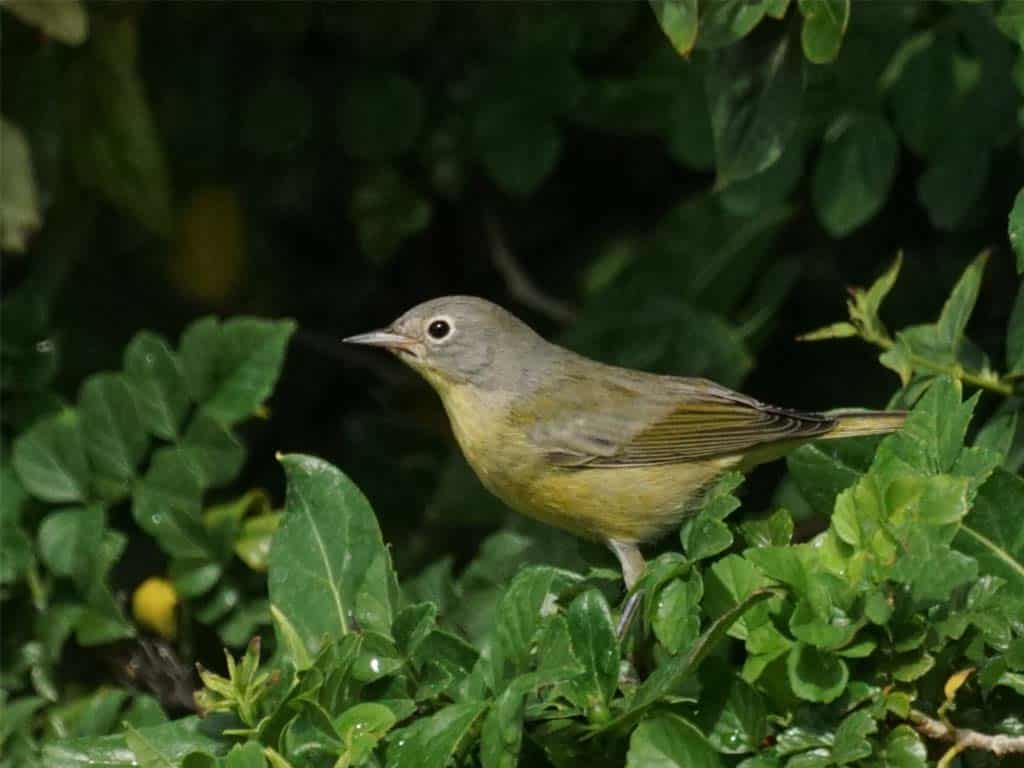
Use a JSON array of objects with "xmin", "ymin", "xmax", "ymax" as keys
[
  {"xmin": 910, "ymin": 709, "xmax": 1024, "ymax": 760},
  {"xmin": 484, "ymin": 211, "xmax": 578, "ymax": 326},
  {"xmin": 871, "ymin": 336, "xmax": 1014, "ymax": 397}
]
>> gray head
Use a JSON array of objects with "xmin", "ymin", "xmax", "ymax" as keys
[{"xmin": 344, "ymin": 296, "xmax": 548, "ymax": 391}]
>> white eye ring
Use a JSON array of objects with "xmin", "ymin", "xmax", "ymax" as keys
[{"xmin": 426, "ymin": 315, "xmax": 454, "ymax": 343}]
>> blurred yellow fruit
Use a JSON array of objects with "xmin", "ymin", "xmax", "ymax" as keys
[
  {"xmin": 171, "ymin": 185, "xmax": 245, "ymax": 304},
  {"xmin": 132, "ymin": 576, "xmax": 180, "ymax": 640}
]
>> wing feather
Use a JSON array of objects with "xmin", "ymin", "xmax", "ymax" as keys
[{"xmin": 522, "ymin": 369, "xmax": 835, "ymax": 468}]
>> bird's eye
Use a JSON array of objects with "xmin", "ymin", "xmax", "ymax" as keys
[{"xmin": 427, "ymin": 319, "xmax": 451, "ymax": 340}]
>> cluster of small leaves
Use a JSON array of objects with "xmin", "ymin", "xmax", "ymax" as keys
[
  {"xmin": 43, "ymin": 367, "xmax": 1023, "ymax": 768},
  {"xmin": 801, "ymin": 249, "xmax": 1024, "ymax": 424},
  {"xmin": 0, "ymin": 313, "xmax": 294, "ymax": 763}
]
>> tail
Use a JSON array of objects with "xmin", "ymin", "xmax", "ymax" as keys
[{"xmin": 821, "ymin": 409, "xmax": 907, "ymax": 440}]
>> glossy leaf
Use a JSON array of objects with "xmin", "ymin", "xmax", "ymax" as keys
[
  {"xmin": 707, "ymin": 34, "xmax": 803, "ymax": 187},
  {"xmin": 132, "ymin": 446, "xmax": 209, "ymax": 559},
  {"xmin": 385, "ymin": 701, "xmax": 487, "ymax": 768},
  {"xmin": 786, "ymin": 643, "xmax": 848, "ymax": 702},
  {"xmin": 627, "ymin": 714, "xmax": 724, "ymax": 768},
  {"xmin": 44, "ymin": 717, "xmax": 228, "ymax": 768},
  {"xmin": 650, "ymin": 0, "xmax": 698, "ymax": 57},
  {"xmin": 269, "ymin": 455, "xmax": 398, "ymax": 658},
  {"xmin": 798, "ymin": 0, "xmax": 849, "ymax": 64},
  {"xmin": 565, "ymin": 589, "xmax": 619, "ymax": 720}
]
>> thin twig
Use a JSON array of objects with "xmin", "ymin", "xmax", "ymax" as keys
[
  {"xmin": 910, "ymin": 709, "xmax": 1024, "ymax": 758},
  {"xmin": 871, "ymin": 336, "xmax": 1014, "ymax": 397},
  {"xmin": 484, "ymin": 211, "xmax": 578, "ymax": 326}
]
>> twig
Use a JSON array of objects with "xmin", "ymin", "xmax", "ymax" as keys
[
  {"xmin": 910, "ymin": 709, "xmax": 1024, "ymax": 760},
  {"xmin": 871, "ymin": 336, "xmax": 1014, "ymax": 397},
  {"xmin": 484, "ymin": 211, "xmax": 578, "ymax": 326}
]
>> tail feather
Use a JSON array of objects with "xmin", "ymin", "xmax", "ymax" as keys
[{"xmin": 822, "ymin": 409, "xmax": 907, "ymax": 440}]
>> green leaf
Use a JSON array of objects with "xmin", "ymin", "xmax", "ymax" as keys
[
  {"xmin": 955, "ymin": 468, "xmax": 1024, "ymax": 591},
  {"xmin": 132, "ymin": 446, "xmax": 209, "ymax": 559},
  {"xmin": 882, "ymin": 725, "xmax": 927, "ymax": 768},
  {"xmin": 179, "ymin": 316, "xmax": 296, "ymax": 425},
  {"xmin": 45, "ymin": 717, "xmax": 228, "ymax": 768},
  {"xmin": 1008, "ymin": 285, "xmax": 1024, "ymax": 374},
  {"xmin": 2, "ymin": 0, "xmax": 88, "ymax": 45},
  {"xmin": 707, "ymin": 34, "xmax": 803, "ymax": 187},
  {"xmin": 831, "ymin": 710, "xmax": 877, "ymax": 765},
  {"xmin": 0, "ymin": 116, "xmax": 42, "ymax": 251},
  {"xmin": 334, "ymin": 703, "xmax": 396, "ymax": 767},
  {"xmin": 718, "ymin": 141, "xmax": 803, "ymax": 217},
  {"xmin": 66, "ymin": 17, "xmax": 172, "ymax": 236},
  {"xmin": 798, "ymin": 0, "xmax": 849, "ymax": 63},
  {"xmin": 701, "ymin": 676, "xmax": 766, "ymax": 754},
  {"xmin": 13, "ymin": 410, "xmax": 91, "ymax": 503},
  {"xmin": 650, "ymin": 0, "xmax": 699, "ymax": 56},
  {"xmin": 338, "ymin": 75, "xmax": 424, "ymax": 160},
  {"xmin": 79, "ymin": 373, "xmax": 147, "ymax": 490},
  {"xmin": 269, "ymin": 604, "xmax": 312, "ymax": 671},
  {"xmin": 269, "ymin": 455, "xmax": 397, "ymax": 658},
  {"xmin": 812, "ymin": 113, "xmax": 898, "ymax": 237},
  {"xmin": 918, "ymin": 144, "xmax": 989, "ymax": 231},
  {"xmin": 494, "ymin": 565, "xmax": 580, "ymax": 681},
  {"xmin": 885, "ymin": 31, "xmax": 955, "ymax": 156},
  {"xmin": 627, "ymin": 714, "xmax": 724, "ymax": 768},
  {"xmin": 624, "ymin": 588, "xmax": 777, "ymax": 719},
  {"xmin": 653, "ymin": 574, "xmax": 703, "ymax": 654},
  {"xmin": 182, "ymin": 413, "xmax": 245, "ymax": 488},
  {"xmin": 123, "ymin": 331, "xmax": 189, "ymax": 440},
  {"xmin": 386, "ymin": 701, "xmax": 487, "ymax": 768},
  {"xmin": 37, "ymin": 505, "xmax": 105, "ymax": 587},
  {"xmin": 740, "ymin": 509, "xmax": 794, "ymax": 549},
  {"xmin": 565, "ymin": 589, "xmax": 619, "ymax": 720},
  {"xmin": 349, "ymin": 167, "xmax": 432, "ymax": 264},
  {"xmin": 887, "ymin": 377, "xmax": 974, "ymax": 474},
  {"xmin": 224, "ymin": 742, "xmax": 266, "ymax": 768},
  {"xmin": 1010, "ymin": 187, "xmax": 1024, "ymax": 273},
  {"xmin": 683, "ymin": 517, "xmax": 733, "ymax": 561},
  {"xmin": 697, "ymin": 0, "xmax": 765, "ymax": 50},
  {"xmin": 234, "ymin": 510, "xmax": 280, "ymax": 573},
  {"xmin": 472, "ymin": 104, "xmax": 561, "ymax": 198},
  {"xmin": 786, "ymin": 643, "xmax": 848, "ymax": 702},
  {"xmin": 936, "ymin": 252, "xmax": 987, "ymax": 355},
  {"xmin": 703, "ymin": 555, "xmax": 771, "ymax": 640},
  {"xmin": 480, "ymin": 685, "xmax": 525, "ymax": 768}
]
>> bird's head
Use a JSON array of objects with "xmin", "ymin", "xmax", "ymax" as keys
[{"xmin": 344, "ymin": 296, "xmax": 546, "ymax": 392}]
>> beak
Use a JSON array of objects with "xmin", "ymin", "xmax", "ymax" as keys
[{"xmin": 343, "ymin": 329, "xmax": 418, "ymax": 355}]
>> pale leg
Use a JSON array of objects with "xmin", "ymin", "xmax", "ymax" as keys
[{"xmin": 608, "ymin": 539, "xmax": 645, "ymax": 639}]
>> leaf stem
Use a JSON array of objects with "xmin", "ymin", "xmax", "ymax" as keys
[
  {"xmin": 910, "ymin": 709, "xmax": 1024, "ymax": 757},
  {"xmin": 870, "ymin": 336, "xmax": 1014, "ymax": 396}
]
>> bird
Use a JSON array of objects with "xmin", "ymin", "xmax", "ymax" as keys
[{"xmin": 345, "ymin": 296, "xmax": 905, "ymax": 633}]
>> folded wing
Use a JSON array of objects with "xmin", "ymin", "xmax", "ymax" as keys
[{"xmin": 524, "ymin": 370, "xmax": 836, "ymax": 468}]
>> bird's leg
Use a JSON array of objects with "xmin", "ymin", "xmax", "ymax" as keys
[{"xmin": 608, "ymin": 539, "xmax": 646, "ymax": 640}]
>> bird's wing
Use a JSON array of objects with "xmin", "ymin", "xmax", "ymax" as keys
[{"xmin": 523, "ymin": 370, "xmax": 836, "ymax": 468}]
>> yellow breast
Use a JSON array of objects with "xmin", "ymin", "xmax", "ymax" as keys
[{"xmin": 438, "ymin": 384, "xmax": 737, "ymax": 545}]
